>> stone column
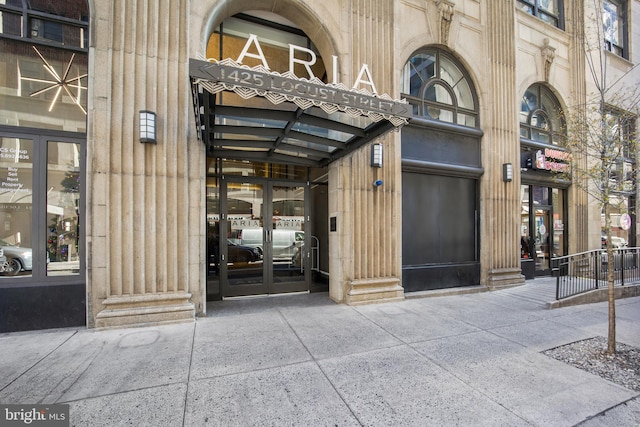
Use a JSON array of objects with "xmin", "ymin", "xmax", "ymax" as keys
[
  {"xmin": 87, "ymin": 0, "xmax": 198, "ymax": 328},
  {"xmin": 329, "ymin": 0, "xmax": 404, "ymax": 304},
  {"xmin": 483, "ymin": 0, "xmax": 525, "ymax": 288},
  {"xmin": 568, "ymin": 0, "xmax": 591, "ymax": 253}
]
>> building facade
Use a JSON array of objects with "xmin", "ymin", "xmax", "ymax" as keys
[{"xmin": 0, "ymin": 0, "xmax": 638, "ymax": 332}]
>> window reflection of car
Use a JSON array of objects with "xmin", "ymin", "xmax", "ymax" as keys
[
  {"xmin": 0, "ymin": 247, "xmax": 6, "ymax": 272},
  {"xmin": 601, "ymin": 235, "xmax": 628, "ymax": 249},
  {"xmin": 0, "ymin": 239, "xmax": 32, "ymax": 275},
  {"xmin": 227, "ymin": 240, "xmax": 262, "ymax": 263}
]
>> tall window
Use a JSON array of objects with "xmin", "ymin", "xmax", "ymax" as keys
[
  {"xmin": 517, "ymin": 0, "xmax": 564, "ymax": 29},
  {"xmin": 0, "ymin": 1, "xmax": 87, "ymax": 282},
  {"xmin": 603, "ymin": 0, "xmax": 627, "ymax": 59},
  {"xmin": 604, "ymin": 109, "xmax": 636, "ymax": 246},
  {"xmin": 401, "ymin": 48, "xmax": 479, "ymax": 128},
  {"xmin": 520, "ymin": 84, "xmax": 566, "ymax": 145}
]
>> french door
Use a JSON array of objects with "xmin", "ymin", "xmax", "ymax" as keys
[{"xmin": 215, "ymin": 177, "xmax": 309, "ymax": 297}]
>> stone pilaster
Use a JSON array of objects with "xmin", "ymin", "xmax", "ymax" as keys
[
  {"xmin": 328, "ymin": 0, "xmax": 403, "ymax": 304},
  {"xmin": 484, "ymin": 0, "xmax": 525, "ymax": 288},
  {"xmin": 569, "ymin": 0, "xmax": 590, "ymax": 253},
  {"xmin": 87, "ymin": 0, "xmax": 196, "ymax": 328}
]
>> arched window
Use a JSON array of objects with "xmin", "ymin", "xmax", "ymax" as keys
[
  {"xmin": 401, "ymin": 48, "xmax": 479, "ymax": 128},
  {"xmin": 520, "ymin": 84, "xmax": 566, "ymax": 145}
]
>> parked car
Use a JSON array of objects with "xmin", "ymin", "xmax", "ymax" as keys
[
  {"xmin": 227, "ymin": 240, "xmax": 262, "ymax": 263},
  {"xmin": 611, "ymin": 236, "xmax": 628, "ymax": 248},
  {"xmin": 239, "ymin": 228, "xmax": 304, "ymax": 261},
  {"xmin": 0, "ymin": 247, "xmax": 7, "ymax": 273},
  {"xmin": 0, "ymin": 239, "xmax": 32, "ymax": 275},
  {"xmin": 601, "ymin": 235, "xmax": 628, "ymax": 249}
]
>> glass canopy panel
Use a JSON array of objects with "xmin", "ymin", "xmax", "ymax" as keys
[
  {"xmin": 215, "ymin": 115, "xmax": 287, "ymax": 128},
  {"xmin": 213, "ymin": 132, "xmax": 276, "ymax": 142},
  {"xmin": 274, "ymin": 147, "xmax": 313, "ymax": 159},
  {"xmin": 307, "ymin": 107, "xmax": 373, "ymax": 130},
  {"xmin": 284, "ymin": 137, "xmax": 339, "ymax": 153},
  {"xmin": 291, "ymin": 122, "xmax": 353, "ymax": 143},
  {"xmin": 220, "ymin": 146, "xmax": 270, "ymax": 152}
]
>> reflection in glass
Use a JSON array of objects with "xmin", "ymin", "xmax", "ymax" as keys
[
  {"xmin": 552, "ymin": 188, "xmax": 566, "ymax": 257},
  {"xmin": 521, "ymin": 186, "xmax": 532, "ymax": 259},
  {"xmin": 226, "ymin": 183, "xmax": 264, "ymax": 287},
  {"xmin": 0, "ymin": 138, "xmax": 33, "ymax": 277},
  {"xmin": 0, "ymin": 40, "xmax": 88, "ymax": 132},
  {"xmin": 272, "ymin": 185, "xmax": 305, "ymax": 283},
  {"xmin": 401, "ymin": 49, "xmax": 478, "ymax": 128},
  {"xmin": 46, "ymin": 141, "xmax": 80, "ymax": 276},
  {"xmin": 535, "ymin": 209, "xmax": 550, "ymax": 271}
]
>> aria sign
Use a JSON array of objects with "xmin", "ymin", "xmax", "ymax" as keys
[{"xmin": 189, "ymin": 34, "xmax": 412, "ymax": 126}]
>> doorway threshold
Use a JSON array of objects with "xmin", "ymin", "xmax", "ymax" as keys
[{"xmin": 222, "ymin": 291, "xmax": 310, "ymax": 301}]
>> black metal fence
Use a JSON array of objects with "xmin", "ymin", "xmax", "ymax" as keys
[{"xmin": 553, "ymin": 247, "xmax": 640, "ymax": 300}]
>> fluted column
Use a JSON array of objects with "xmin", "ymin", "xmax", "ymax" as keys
[
  {"xmin": 328, "ymin": 0, "xmax": 403, "ymax": 304},
  {"xmin": 569, "ymin": 0, "xmax": 590, "ymax": 252},
  {"xmin": 484, "ymin": 0, "xmax": 525, "ymax": 287},
  {"xmin": 87, "ymin": 0, "xmax": 197, "ymax": 327}
]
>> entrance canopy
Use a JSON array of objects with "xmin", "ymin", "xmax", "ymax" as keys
[{"xmin": 190, "ymin": 58, "xmax": 412, "ymax": 167}]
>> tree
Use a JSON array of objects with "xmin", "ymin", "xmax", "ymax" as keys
[{"xmin": 562, "ymin": 0, "xmax": 640, "ymax": 355}]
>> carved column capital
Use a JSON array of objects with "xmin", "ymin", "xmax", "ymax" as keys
[
  {"xmin": 436, "ymin": 0, "xmax": 456, "ymax": 45},
  {"xmin": 540, "ymin": 38, "xmax": 556, "ymax": 82}
]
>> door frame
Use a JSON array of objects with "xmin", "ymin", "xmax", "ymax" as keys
[{"xmin": 219, "ymin": 176, "xmax": 310, "ymax": 297}]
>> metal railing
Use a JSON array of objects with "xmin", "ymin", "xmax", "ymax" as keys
[{"xmin": 553, "ymin": 247, "xmax": 640, "ymax": 300}]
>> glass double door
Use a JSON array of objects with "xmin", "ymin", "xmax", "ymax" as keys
[{"xmin": 213, "ymin": 177, "xmax": 309, "ymax": 297}]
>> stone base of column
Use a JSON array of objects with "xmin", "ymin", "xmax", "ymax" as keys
[
  {"xmin": 95, "ymin": 292, "xmax": 195, "ymax": 329},
  {"xmin": 486, "ymin": 268, "xmax": 525, "ymax": 290},
  {"xmin": 344, "ymin": 277, "xmax": 404, "ymax": 305}
]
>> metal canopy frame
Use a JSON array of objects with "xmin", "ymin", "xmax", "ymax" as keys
[{"xmin": 190, "ymin": 58, "xmax": 412, "ymax": 167}]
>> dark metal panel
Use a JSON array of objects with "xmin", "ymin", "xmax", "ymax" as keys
[
  {"xmin": 402, "ymin": 158, "xmax": 484, "ymax": 179},
  {"xmin": 402, "ymin": 263, "xmax": 480, "ymax": 292},
  {"xmin": 0, "ymin": 284, "xmax": 86, "ymax": 332},
  {"xmin": 408, "ymin": 116, "xmax": 484, "ymax": 137},
  {"xmin": 401, "ymin": 124, "xmax": 481, "ymax": 167}
]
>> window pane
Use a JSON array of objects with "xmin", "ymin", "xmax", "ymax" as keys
[
  {"xmin": 532, "ymin": 186, "xmax": 549, "ymax": 205},
  {"xmin": 552, "ymin": 188, "xmax": 566, "ymax": 257},
  {"xmin": 603, "ymin": 0, "xmax": 622, "ymax": 48},
  {"xmin": 0, "ymin": 138, "xmax": 33, "ymax": 278},
  {"xmin": 401, "ymin": 53, "xmax": 435, "ymax": 96},
  {"xmin": 457, "ymin": 113, "xmax": 476, "ymax": 128},
  {"xmin": 0, "ymin": 10, "xmax": 22, "ymax": 36},
  {"xmin": 538, "ymin": 0, "xmax": 558, "ymax": 14},
  {"xmin": 47, "ymin": 141, "xmax": 80, "ymax": 276},
  {"xmin": 439, "ymin": 55, "xmax": 464, "ymax": 92},
  {"xmin": 424, "ymin": 83, "xmax": 452, "ymax": 105},
  {"xmin": 0, "ymin": 40, "xmax": 87, "ymax": 132}
]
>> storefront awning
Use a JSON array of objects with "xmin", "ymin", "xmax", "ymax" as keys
[{"xmin": 190, "ymin": 58, "xmax": 412, "ymax": 167}]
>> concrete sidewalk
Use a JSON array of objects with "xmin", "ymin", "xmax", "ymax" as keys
[{"xmin": 1, "ymin": 281, "xmax": 639, "ymax": 426}]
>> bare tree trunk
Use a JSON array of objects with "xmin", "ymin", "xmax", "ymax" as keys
[{"xmin": 604, "ymin": 202, "xmax": 616, "ymax": 354}]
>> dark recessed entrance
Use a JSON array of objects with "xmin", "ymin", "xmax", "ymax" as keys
[{"xmin": 193, "ymin": 12, "xmax": 411, "ymax": 299}]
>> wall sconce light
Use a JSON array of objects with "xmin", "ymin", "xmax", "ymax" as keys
[
  {"xmin": 371, "ymin": 143, "xmax": 383, "ymax": 168},
  {"xmin": 139, "ymin": 110, "xmax": 157, "ymax": 143},
  {"xmin": 502, "ymin": 163, "xmax": 513, "ymax": 182}
]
